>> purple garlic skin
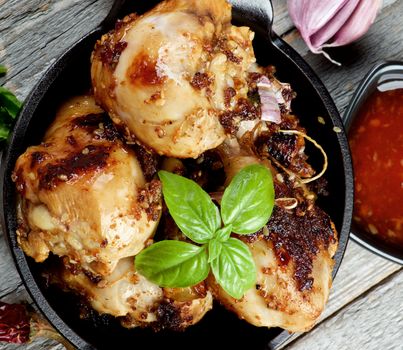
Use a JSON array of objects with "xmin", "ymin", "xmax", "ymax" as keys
[{"xmin": 287, "ymin": 0, "xmax": 382, "ymax": 64}]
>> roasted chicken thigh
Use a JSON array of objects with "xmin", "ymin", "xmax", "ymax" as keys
[
  {"xmin": 13, "ymin": 96, "xmax": 161, "ymax": 277},
  {"xmin": 91, "ymin": 0, "xmax": 258, "ymax": 158}
]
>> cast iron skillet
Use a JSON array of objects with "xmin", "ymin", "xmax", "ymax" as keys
[{"xmin": 0, "ymin": 0, "xmax": 353, "ymax": 349}]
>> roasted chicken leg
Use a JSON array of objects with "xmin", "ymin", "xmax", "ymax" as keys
[
  {"xmin": 91, "ymin": 0, "xmax": 258, "ymax": 158},
  {"xmin": 207, "ymin": 139, "xmax": 338, "ymax": 332}
]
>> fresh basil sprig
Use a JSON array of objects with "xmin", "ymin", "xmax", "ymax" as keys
[
  {"xmin": 135, "ymin": 164, "xmax": 275, "ymax": 299},
  {"xmin": 158, "ymin": 170, "xmax": 221, "ymax": 244},
  {"xmin": 221, "ymin": 164, "xmax": 274, "ymax": 233},
  {"xmin": 0, "ymin": 65, "xmax": 22, "ymax": 143},
  {"xmin": 135, "ymin": 241, "xmax": 209, "ymax": 288}
]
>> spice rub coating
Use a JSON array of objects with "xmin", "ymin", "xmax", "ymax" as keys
[
  {"xmin": 49, "ymin": 257, "xmax": 212, "ymax": 331},
  {"xmin": 207, "ymin": 139, "xmax": 337, "ymax": 332},
  {"xmin": 91, "ymin": 0, "xmax": 259, "ymax": 158},
  {"xmin": 13, "ymin": 95, "xmax": 161, "ymax": 277}
]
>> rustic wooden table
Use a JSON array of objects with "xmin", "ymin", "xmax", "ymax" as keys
[{"xmin": 0, "ymin": 0, "xmax": 402, "ymax": 349}]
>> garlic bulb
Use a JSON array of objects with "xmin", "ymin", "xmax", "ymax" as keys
[{"xmin": 287, "ymin": 0, "xmax": 382, "ymax": 65}]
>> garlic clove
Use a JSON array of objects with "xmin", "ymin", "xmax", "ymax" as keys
[
  {"xmin": 287, "ymin": 0, "xmax": 382, "ymax": 65},
  {"xmin": 304, "ymin": 0, "xmax": 349, "ymax": 34},
  {"xmin": 324, "ymin": 0, "xmax": 382, "ymax": 47},
  {"xmin": 311, "ymin": 0, "xmax": 360, "ymax": 50},
  {"xmin": 288, "ymin": 0, "xmax": 350, "ymax": 53}
]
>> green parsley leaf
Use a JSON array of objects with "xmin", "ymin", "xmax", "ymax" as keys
[
  {"xmin": 221, "ymin": 164, "xmax": 274, "ymax": 234},
  {"xmin": 158, "ymin": 170, "xmax": 221, "ymax": 244},
  {"xmin": 0, "ymin": 65, "xmax": 6, "ymax": 76},
  {"xmin": 135, "ymin": 240, "xmax": 209, "ymax": 288},
  {"xmin": 210, "ymin": 238, "xmax": 256, "ymax": 299}
]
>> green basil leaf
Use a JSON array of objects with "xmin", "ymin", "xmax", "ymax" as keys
[
  {"xmin": 0, "ymin": 124, "xmax": 10, "ymax": 141},
  {"xmin": 0, "ymin": 108, "xmax": 12, "ymax": 141},
  {"xmin": 0, "ymin": 86, "xmax": 22, "ymax": 119},
  {"xmin": 158, "ymin": 170, "xmax": 220, "ymax": 243},
  {"xmin": 208, "ymin": 239, "xmax": 222, "ymax": 263},
  {"xmin": 221, "ymin": 164, "xmax": 274, "ymax": 234},
  {"xmin": 0, "ymin": 65, "xmax": 6, "ymax": 75},
  {"xmin": 215, "ymin": 225, "xmax": 232, "ymax": 242},
  {"xmin": 135, "ymin": 240, "xmax": 209, "ymax": 288},
  {"xmin": 210, "ymin": 238, "xmax": 256, "ymax": 299}
]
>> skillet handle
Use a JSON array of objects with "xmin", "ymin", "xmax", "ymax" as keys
[
  {"xmin": 99, "ymin": 0, "xmax": 130, "ymax": 30},
  {"xmin": 100, "ymin": 0, "xmax": 274, "ymax": 34},
  {"xmin": 99, "ymin": 0, "xmax": 162, "ymax": 31},
  {"xmin": 230, "ymin": 0, "xmax": 274, "ymax": 36}
]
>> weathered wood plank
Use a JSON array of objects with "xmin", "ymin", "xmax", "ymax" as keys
[
  {"xmin": 0, "ymin": 234, "xmax": 23, "ymax": 297},
  {"xmin": 322, "ymin": 243, "xmax": 400, "ymax": 321},
  {"xmin": 271, "ymin": 0, "xmax": 294, "ymax": 36},
  {"xmin": 0, "ymin": 339, "xmax": 64, "ymax": 350},
  {"xmin": 0, "ymin": 0, "xmax": 111, "ymax": 99},
  {"xmin": 288, "ymin": 270, "xmax": 403, "ymax": 350}
]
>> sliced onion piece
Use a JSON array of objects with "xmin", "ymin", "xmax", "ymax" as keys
[{"xmin": 257, "ymin": 76, "xmax": 281, "ymax": 124}]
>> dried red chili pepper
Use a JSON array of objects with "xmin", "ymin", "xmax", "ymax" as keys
[
  {"xmin": 0, "ymin": 301, "xmax": 74, "ymax": 349},
  {"xmin": 0, "ymin": 301, "xmax": 30, "ymax": 344}
]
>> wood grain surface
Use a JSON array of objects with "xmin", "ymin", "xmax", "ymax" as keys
[
  {"xmin": 289, "ymin": 271, "xmax": 403, "ymax": 350},
  {"xmin": 0, "ymin": 0, "xmax": 402, "ymax": 349}
]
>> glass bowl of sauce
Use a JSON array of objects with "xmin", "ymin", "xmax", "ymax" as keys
[{"xmin": 344, "ymin": 61, "xmax": 403, "ymax": 265}]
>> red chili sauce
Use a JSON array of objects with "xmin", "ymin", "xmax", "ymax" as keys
[{"xmin": 349, "ymin": 89, "xmax": 403, "ymax": 247}]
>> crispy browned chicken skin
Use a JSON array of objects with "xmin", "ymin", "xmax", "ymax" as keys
[
  {"xmin": 207, "ymin": 139, "xmax": 338, "ymax": 332},
  {"xmin": 13, "ymin": 95, "xmax": 212, "ymax": 330},
  {"xmin": 52, "ymin": 257, "xmax": 213, "ymax": 330},
  {"xmin": 13, "ymin": 95, "xmax": 161, "ymax": 277},
  {"xmin": 91, "ymin": 0, "xmax": 259, "ymax": 158}
]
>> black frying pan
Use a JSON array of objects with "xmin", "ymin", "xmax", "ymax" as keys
[{"xmin": 0, "ymin": 0, "xmax": 353, "ymax": 349}]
